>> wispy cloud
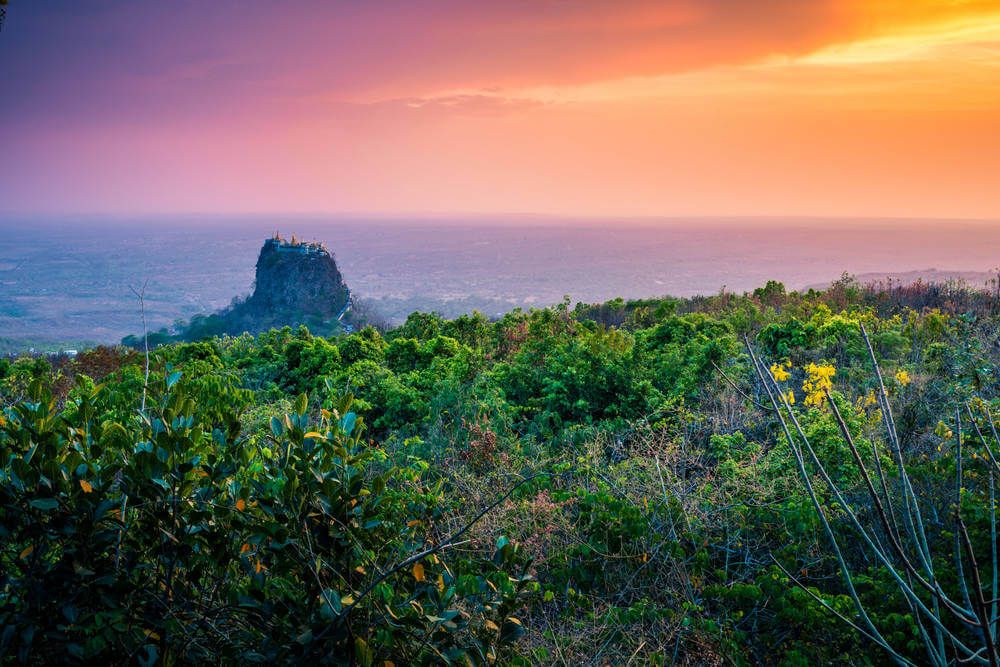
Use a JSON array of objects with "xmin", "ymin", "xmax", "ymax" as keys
[{"xmin": 2, "ymin": 0, "xmax": 999, "ymax": 218}]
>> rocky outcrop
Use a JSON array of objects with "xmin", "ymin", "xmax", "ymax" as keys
[
  {"xmin": 123, "ymin": 234, "xmax": 352, "ymax": 346},
  {"xmin": 244, "ymin": 236, "xmax": 349, "ymax": 324}
]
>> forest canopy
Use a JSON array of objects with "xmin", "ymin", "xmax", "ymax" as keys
[{"xmin": 2, "ymin": 277, "xmax": 1000, "ymax": 665}]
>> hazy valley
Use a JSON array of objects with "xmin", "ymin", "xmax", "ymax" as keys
[{"xmin": 3, "ymin": 217, "xmax": 999, "ymax": 352}]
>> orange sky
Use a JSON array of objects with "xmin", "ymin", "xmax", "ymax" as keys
[{"xmin": 1, "ymin": 0, "xmax": 999, "ymax": 219}]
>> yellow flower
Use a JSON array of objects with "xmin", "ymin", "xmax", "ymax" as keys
[
  {"xmin": 770, "ymin": 361, "xmax": 791, "ymax": 382},
  {"xmin": 785, "ymin": 389, "xmax": 796, "ymax": 405},
  {"xmin": 802, "ymin": 362, "xmax": 835, "ymax": 407},
  {"xmin": 895, "ymin": 369, "xmax": 912, "ymax": 387}
]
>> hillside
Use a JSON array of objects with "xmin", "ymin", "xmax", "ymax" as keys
[
  {"xmin": 4, "ymin": 279, "xmax": 1000, "ymax": 664},
  {"xmin": 808, "ymin": 267, "xmax": 1000, "ymax": 291}
]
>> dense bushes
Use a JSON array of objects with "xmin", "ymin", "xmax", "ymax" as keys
[
  {"xmin": 1, "ymin": 377, "xmax": 529, "ymax": 664},
  {"xmin": 3, "ymin": 280, "xmax": 1000, "ymax": 664}
]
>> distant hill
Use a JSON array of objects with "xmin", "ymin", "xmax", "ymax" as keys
[
  {"xmin": 807, "ymin": 268, "xmax": 1000, "ymax": 292},
  {"xmin": 124, "ymin": 234, "xmax": 352, "ymax": 346}
]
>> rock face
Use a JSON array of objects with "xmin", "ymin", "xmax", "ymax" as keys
[
  {"xmin": 245, "ymin": 236, "xmax": 349, "ymax": 323},
  {"xmin": 214, "ymin": 235, "xmax": 350, "ymax": 336}
]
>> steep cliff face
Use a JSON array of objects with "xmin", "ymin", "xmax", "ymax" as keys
[{"xmin": 245, "ymin": 238, "xmax": 349, "ymax": 323}]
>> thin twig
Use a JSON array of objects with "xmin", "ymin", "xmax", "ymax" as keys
[
  {"xmin": 337, "ymin": 472, "xmax": 545, "ymax": 623},
  {"xmin": 129, "ymin": 279, "xmax": 150, "ymax": 414}
]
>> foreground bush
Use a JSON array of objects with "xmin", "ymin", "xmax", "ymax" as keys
[{"xmin": 0, "ymin": 376, "xmax": 530, "ymax": 664}]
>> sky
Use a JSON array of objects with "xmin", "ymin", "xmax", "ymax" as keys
[{"xmin": 1, "ymin": 1, "xmax": 999, "ymax": 220}]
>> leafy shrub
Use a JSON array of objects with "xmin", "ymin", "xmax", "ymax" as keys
[{"xmin": 0, "ymin": 377, "xmax": 530, "ymax": 664}]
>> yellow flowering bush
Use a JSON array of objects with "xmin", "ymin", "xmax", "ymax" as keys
[
  {"xmin": 802, "ymin": 362, "xmax": 835, "ymax": 407},
  {"xmin": 770, "ymin": 361, "xmax": 791, "ymax": 382},
  {"xmin": 895, "ymin": 369, "xmax": 911, "ymax": 387}
]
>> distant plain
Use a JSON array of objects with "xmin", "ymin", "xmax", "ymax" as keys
[{"xmin": 2, "ymin": 217, "xmax": 999, "ymax": 352}]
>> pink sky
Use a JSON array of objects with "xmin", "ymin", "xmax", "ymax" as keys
[{"xmin": 2, "ymin": 1, "xmax": 999, "ymax": 219}]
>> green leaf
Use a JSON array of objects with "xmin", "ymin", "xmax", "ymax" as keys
[
  {"xmin": 320, "ymin": 589, "xmax": 343, "ymax": 619},
  {"xmin": 166, "ymin": 371, "xmax": 183, "ymax": 389},
  {"xmin": 137, "ymin": 645, "xmax": 159, "ymax": 667},
  {"xmin": 29, "ymin": 498, "xmax": 59, "ymax": 511},
  {"xmin": 499, "ymin": 617, "xmax": 526, "ymax": 644},
  {"xmin": 270, "ymin": 417, "xmax": 284, "ymax": 437},
  {"xmin": 354, "ymin": 636, "xmax": 374, "ymax": 667},
  {"xmin": 294, "ymin": 393, "xmax": 308, "ymax": 415},
  {"xmin": 493, "ymin": 535, "xmax": 512, "ymax": 564},
  {"xmin": 340, "ymin": 412, "xmax": 357, "ymax": 436}
]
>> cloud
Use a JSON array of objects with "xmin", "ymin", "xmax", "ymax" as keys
[
  {"xmin": 384, "ymin": 93, "xmax": 546, "ymax": 116},
  {"xmin": 2, "ymin": 0, "xmax": 999, "ymax": 218},
  {"xmin": 0, "ymin": 0, "xmax": 862, "ymax": 124},
  {"xmin": 6, "ymin": 0, "xmax": 998, "ymax": 126}
]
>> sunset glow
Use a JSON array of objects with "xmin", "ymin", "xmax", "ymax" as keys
[{"xmin": 2, "ymin": 1, "xmax": 999, "ymax": 218}]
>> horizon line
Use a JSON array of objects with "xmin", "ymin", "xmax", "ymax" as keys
[{"xmin": 2, "ymin": 211, "xmax": 1000, "ymax": 228}]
